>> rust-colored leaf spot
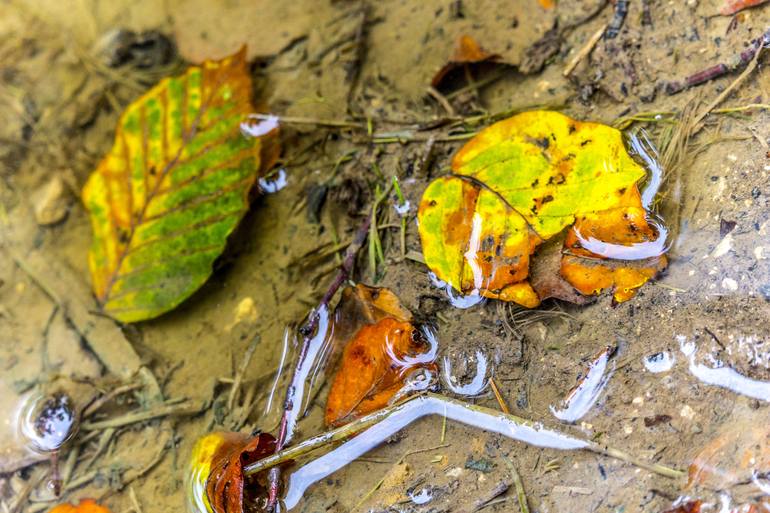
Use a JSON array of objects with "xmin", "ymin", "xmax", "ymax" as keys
[
  {"xmin": 188, "ymin": 431, "xmax": 278, "ymax": 513},
  {"xmin": 48, "ymin": 499, "xmax": 111, "ymax": 513},
  {"xmin": 417, "ymin": 110, "xmax": 668, "ymax": 307},
  {"xmin": 325, "ymin": 286, "xmax": 435, "ymax": 427}
]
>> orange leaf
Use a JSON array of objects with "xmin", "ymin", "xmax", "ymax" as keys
[
  {"xmin": 325, "ymin": 288, "xmax": 435, "ymax": 426},
  {"xmin": 48, "ymin": 499, "xmax": 111, "ymax": 513},
  {"xmin": 432, "ymin": 35, "xmax": 501, "ymax": 87},
  {"xmin": 538, "ymin": 0, "xmax": 556, "ymax": 9}
]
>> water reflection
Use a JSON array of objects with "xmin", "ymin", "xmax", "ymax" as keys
[
  {"xmin": 258, "ymin": 168, "xmax": 288, "ymax": 194},
  {"xmin": 281, "ymin": 395, "xmax": 589, "ymax": 509},
  {"xmin": 441, "ymin": 349, "xmax": 489, "ymax": 397},
  {"xmin": 428, "ymin": 272, "xmax": 485, "ymax": 309},
  {"xmin": 678, "ymin": 335, "xmax": 770, "ymax": 402},
  {"xmin": 643, "ymin": 351, "xmax": 675, "ymax": 373},
  {"xmin": 240, "ymin": 113, "xmax": 280, "ymax": 138},
  {"xmin": 550, "ymin": 346, "xmax": 615, "ymax": 423},
  {"xmin": 574, "ymin": 217, "xmax": 670, "ymax": 261},
  {"xmin": 408, "ymin": 486, "xmax": 433, "ymax": 505}
]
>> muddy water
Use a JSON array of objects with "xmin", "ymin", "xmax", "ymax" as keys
[{"xmin": 1, "ymin": 0, "xmax": 770, "ymax": 512}]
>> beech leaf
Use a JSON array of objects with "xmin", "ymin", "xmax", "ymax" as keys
[
  {"xmin": 417, "ymin": 110, "xmax": 667, "ymax": 307},
  {"xmin": 82, "ymin": 48, "xmax": 278, "ymax": 323}
]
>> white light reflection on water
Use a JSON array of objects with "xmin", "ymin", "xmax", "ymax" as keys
[
  {"xmin": 263, "ymin": 306, "xmax": 335, "ymax": 441},
  {"xmin": 550, "ymin": 348, "xmax": 614, "ymax": 423},
  {"xmin": 428, "ymin": 272, "xmax": 485, "ymax": 309},
  {"xmin": 408, "ymin": 487, "xmax": 433, "ymax": 505},
  {"xmin": 281, "ymin": 395, "xmax": 589, "ymax": 509},
  {"xmin": 643, "ymin": 351, "xmax": 675, "ymax": 373},
  {"xmin": 678, "ymin": 335, "xmax": 770, "ymax": 402},
  {"xmin": 258, "ymin": 168, "xmax": 288, "ymax": 194},
  {"xmin": 441, "ymin": 350, "xmax": 489, "ymax": 397}
]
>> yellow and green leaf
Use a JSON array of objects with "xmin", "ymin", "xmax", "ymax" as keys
[
  {"xmin": 418, "ymin": 110, "xmax": 666, "ymax": 307},
  {"xmin": 82, "ymin": 48, "xmax": 277, "ymax": 323}
]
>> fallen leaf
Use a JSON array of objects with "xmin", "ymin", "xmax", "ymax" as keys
[
  {"xmin": 661, "ymin": 501, "xmax": 701, "ymax": 513},
  {"xmin": 538, "ymin": 0, "xmax": 556, "ymax": 8},
  {"xmin": 188, "ymin": 431, "xmax": 277, "ymax": 513},
  {"xmin": 48, "ymin": 499, "xmax": 112, "ymax": 513},
  {"xmin": 687, "ymin": 421, "xmax": 770, "ymax": 489},
  {"xmin": 82, "ymin": 47, "xmax": 279, "ymax": 323},
  {"xmin": 431, "ymin": 35, "xmax": 501, "ymax": 88},
  {"xmin": 719, "ymin": 0, "xmax": 769, "ymax": 15},
  {"xmin": 325, "ymin": 286, "xmax": 435, "ymax": 426},
  {"xmin": 417, "ymin": 110, "xmax": 667, "ymax": 307}
]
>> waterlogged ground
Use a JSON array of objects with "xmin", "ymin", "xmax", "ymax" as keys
[{"xmin": 1, "ymin": 0, "xmax": 770, "ymax": 512}]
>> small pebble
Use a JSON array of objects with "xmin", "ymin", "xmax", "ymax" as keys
[
  {"xmin": 721, "ymin": 277, "xmax": 738, "ymax": 291},
  {"xmin": 32, "ymin": 176, "xmax": 71, "ymax": 226}
]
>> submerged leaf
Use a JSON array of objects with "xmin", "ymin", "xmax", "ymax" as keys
[
  {"xmin": 82, "ymin": 47, "xmax": 278, "ymax": 323},
  {"xmin": 417, "ymin": 110, "xmax": 667, "ymax": 307},
  {"xmin": 188, "ymin": 432, "xmax": 277, "ymax": 513},
  {"xmin": 325, "ymin": 286, "xmax": 435, "ymax": 427},
  {"xmin": 48, "ymin": 499, "xmax": 111, "ymax": 513},
  {"xmin": 431, "ymin": 35, "xmax": 501, "ymax": 87}
]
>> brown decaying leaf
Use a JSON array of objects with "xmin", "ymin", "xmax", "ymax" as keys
[
  {"xmin": 325, "ymin": 286, "xmax": 434, "ymax": 427},
  {"xmin": 204, "ymin": 432, "xmax": 277, "ymax": 513},
  {"xmin": 687, "ymin": 423, "xmax": 770, "ymax": 489},
  {"xmin": 661, "ymin": 501, "xmax": 701, "ymax": 513},
  {"xmin": 431, "ymin": 35, "xmax": 501, "ymax": 87}
]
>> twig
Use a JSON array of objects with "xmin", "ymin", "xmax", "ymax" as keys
[
  {"xmin": 692, "ymin": 41, "xmax": 766, "ymax": 126},
  {"xmin": 605, "ymin": 0, "xmax": 628, "ymax": 39},
  {"xmin": 245, "ymin": 393, "xmax": 685, "ymax": 480},
  {"xmin": 248, "ymin": 113, "xmax": 364, "ymax": 129},
  {"xmin": 489, "ymin": 377, "xmax": 510, "ymax": 414},
  {"xmin": 505, "ymin": 460, "xmax": 531, "ymax": 513},
  {"xmin": 82, "ymin": 383, "xmax": 142, "ymax": 418},
  {"xmin": 227, "ymin": 334, "xmax": 260, "ymax": 412},
  {"xmin": 81, "ymin": 401, "xmax": 200, "ymax": 430},
  {"xmin": 265, "ymin": 212, "xmax": 373, "ymax": 510},
  {"xmin": 129, "ymin": 486, "xmax": 144, "ymax": 513},
  {"xmin": 564, "ymin": 23, "xmax": 608, "ymax": 77},
  {"xmin": 666, "ymin": 27, "xmax": 770, "ymax": 95},
  {"xmin": 426, "ymin": 86, "xmax": 456, "ymax": 116}
]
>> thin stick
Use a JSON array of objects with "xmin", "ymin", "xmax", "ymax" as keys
[
  {"xmin": 81, "ymin": 401, "xmax": 200, "ymax": 430},
  {"xmin": 82, "ymin": 383, "xmax": 142, "ymax": 418},
  {"xmin": 693, "ymin": 42, "xmax": 765, "ymax": 126},
  {"xmin": 249, "ymin": 113, "xmax": 364, "ymax": 129},
  {"xmin": 265, "ymin": 213, "xmax": 373, "ymax": 510},
  {"xmin": 563, "ymin": 23, "xmax": 608, "ymax": 77},
  {"xmin": 244, "ymin": 393, "xmax": 684, "ymax": 480},
  {"xmin": 426, "ymin": 86, "xmax": 456, "ymax": 116},
  {"xmin": 227, "ymin": 334, "xmax": 260, "ymax": 412},
  {"xmin": 506, "ymin": 460, "xmax": 530, "ymax": 513},
  {"xmin": 489, "ymin": 377, "xmax": 510, "ymax": 414}
]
